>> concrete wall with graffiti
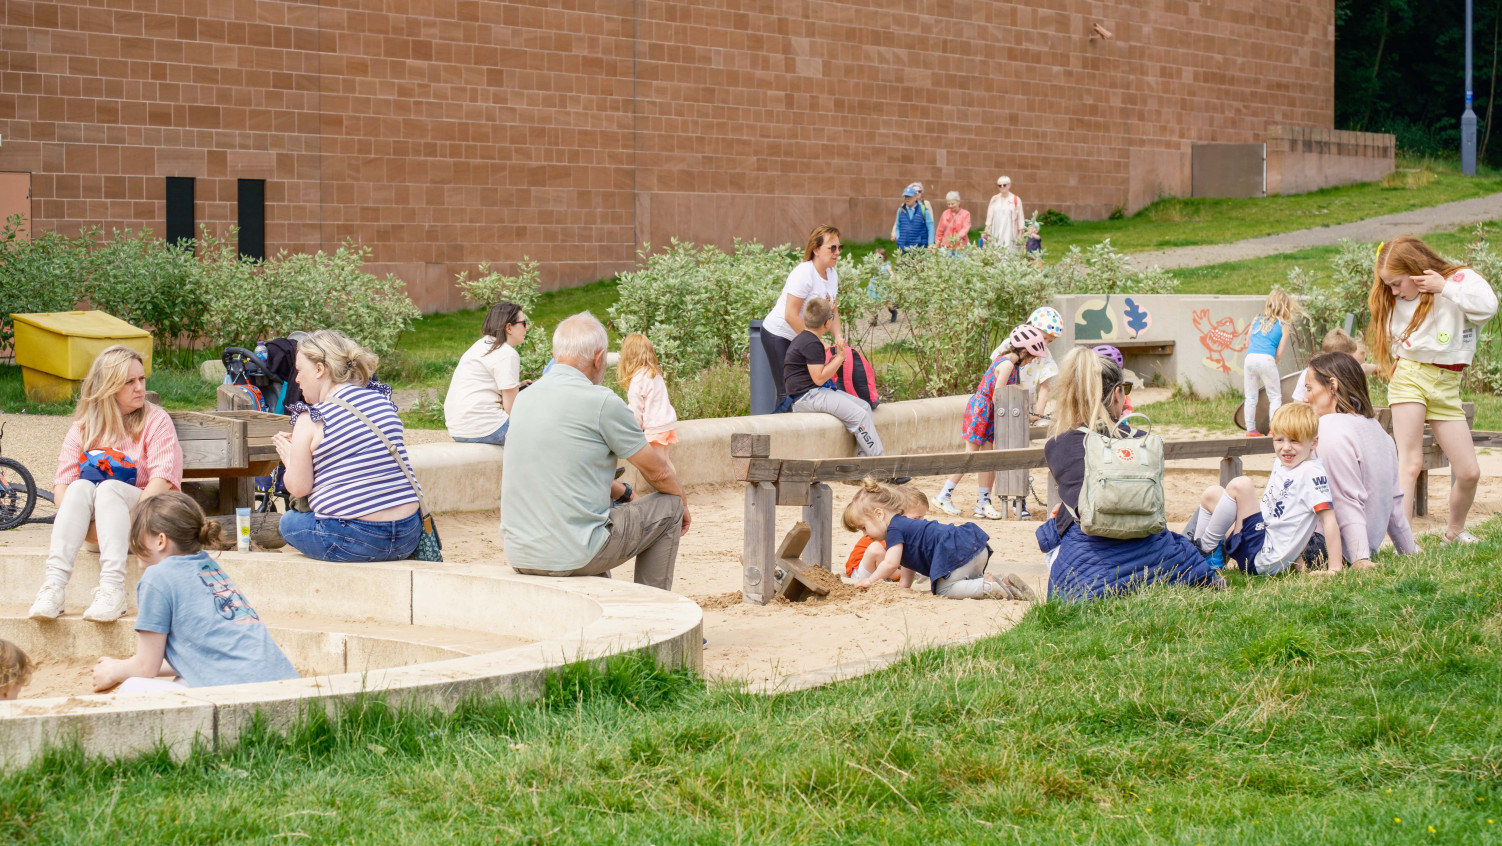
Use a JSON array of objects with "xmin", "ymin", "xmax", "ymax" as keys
[{"xmin": 1051, "ymin": 294, "xmax": 1298, "ymax": 395}]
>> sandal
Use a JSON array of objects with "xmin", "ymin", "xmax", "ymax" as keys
[{"xmin": 1443, "ymin": 529, "xmax": 1481, "ymax": 545}]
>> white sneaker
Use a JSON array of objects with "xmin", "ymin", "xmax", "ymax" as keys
[
  {"xmin": 28, "ymin": 584, "xmax": 66, "ymax": 620},
  {"xmin": 974, "ymin": 500, "xmax": 1003, "ymax": 520},
  {"xmin": 81, "ymin": 586, "xmax": 128, "ymax": 622},
  {"xmin": 934, "ymin": 491, "xmax": 961, "ymax": 516}
]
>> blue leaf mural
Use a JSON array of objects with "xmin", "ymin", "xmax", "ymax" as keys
[{"xmin": 1123, "ymin": 297, "xmax": 1151, "ymax": 338}]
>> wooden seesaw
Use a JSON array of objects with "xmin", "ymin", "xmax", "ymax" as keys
[{"xmin": 733, "ymin": 389, "xmax": 1501, "ymax": 606}]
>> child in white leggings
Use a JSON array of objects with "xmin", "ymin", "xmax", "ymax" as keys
[{"xmin": 1243, "ymin": 288, "xmax": 1301, "ymax": 436}]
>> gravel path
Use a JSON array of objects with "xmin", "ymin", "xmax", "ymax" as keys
[{"xmin": 1129, "ymin": 191, "xmax": 1502, "ymax": 270}]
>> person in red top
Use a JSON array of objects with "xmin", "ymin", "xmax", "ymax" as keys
[
  {"xmin": 935, "ymin": 191, "xmax": 972, "ymax": 252},
  {"xmin": 29, "ymin": 346, "xmax": 184, "ymax": 623}
]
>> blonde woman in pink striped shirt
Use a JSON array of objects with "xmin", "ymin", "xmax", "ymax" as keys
[{"xmin": 29, "ymin": 346, "xmax": 184, "ymax": 623}]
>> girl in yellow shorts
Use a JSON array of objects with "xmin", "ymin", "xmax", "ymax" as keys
[{"xmin": 1369, "ymin": 236, "xmax": 1499, "ymax": 544}]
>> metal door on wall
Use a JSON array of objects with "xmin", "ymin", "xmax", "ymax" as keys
[
  {"xmin": 0, "ymin": 172, "xmax": 30, "ymax": 237},
  {"xmin": 1191, "ymin": 145, "xmax": 1265, "ymax": 199}
]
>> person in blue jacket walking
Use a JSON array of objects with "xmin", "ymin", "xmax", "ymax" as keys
[
  {"xmin": 892, "ymin": 185, "xmax": 934, "ymax": 251},
  {"xmin": 1037, "ymin": 347, "xmax": 1225, "ymax": 601}
]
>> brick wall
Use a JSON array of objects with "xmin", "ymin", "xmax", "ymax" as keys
[{"xmin": 1, "ymin": 0, "xmax": 1334, "ymax": 312}]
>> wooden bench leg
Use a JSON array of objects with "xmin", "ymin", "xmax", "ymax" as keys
[
  {"xmin": 801, "ymin": 483, "xmax": 833, "ymax": 571},
  {"xmin": 216, "ymin": 476, "xmax": 255, "ymax": 515},
  {"xmin": 742, "ymin": 482, "xmax": 776, "ymax": 605},
  {"xmin": 1219, "ymin": 457, "xmax": 1243, "ymax": 488}
]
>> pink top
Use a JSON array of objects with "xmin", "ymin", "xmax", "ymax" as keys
[
  {"xmin": 53, "ymin": 404, "xmax": 184, "ymax": 490},
  {"xmin": 626, "ymin": 372, "xmax": 678, "ymax": 437},
  {"xmin": 1315, "ymin": 413, "xmax": 1415, "ymax": 561},
  {"xmin": 935, "ymin": 208, "xmax": 972, "ymax": 249}
]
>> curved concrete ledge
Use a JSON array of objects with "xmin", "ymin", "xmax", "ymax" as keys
[
  {"xmin": 0, "ymin": 548, "xmax": 701, "ymax": 769},
  {"xmin": 410, "ymin": 394, "xmax": 968, "ymax": 511}
]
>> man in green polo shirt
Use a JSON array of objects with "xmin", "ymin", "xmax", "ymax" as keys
[{"xmin": 501, "ymin": 312, "xmax": 690, "ymax": 590}]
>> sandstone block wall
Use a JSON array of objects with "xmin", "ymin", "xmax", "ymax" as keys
[{"xmin": 1, "ymin": 0, "xmax": 1334, "ymax": 311}]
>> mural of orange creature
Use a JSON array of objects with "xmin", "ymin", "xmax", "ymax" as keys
[{"xmin": 1192, "ymin": 310, "xmax": 1250, "ymax": 373}]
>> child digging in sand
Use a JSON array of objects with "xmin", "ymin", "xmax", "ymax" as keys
[
  {"xmin": 843, "ymin": 478, "xmax": 1037, "ymax": 600},
  {"xmin": 1188, "ymin": 402, "xmax": 1342, "ymax": 574},
  {"xmin": 844, "ymin": 486, "xmax": 928, "ymax": 582},
  {"xmin": 0, "ymin": 639, "xmax": 33, "ymax": 700},
  {"xmin": 91, "ymin": 492, "xmax": 299, "ymax": 694}
]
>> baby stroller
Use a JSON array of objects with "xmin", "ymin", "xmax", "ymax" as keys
[{"xmin": 222, "ymin": 337, "xmax": 305, "ymax": 513}]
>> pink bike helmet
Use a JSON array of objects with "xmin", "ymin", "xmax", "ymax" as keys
[
  {"xmin": 1092, "ymin": 344, "xmax": 1124, "ymax": 369},
  {"xmin": 1009, "ymin": 324, "xmax": 1050, "ymax": 358}
]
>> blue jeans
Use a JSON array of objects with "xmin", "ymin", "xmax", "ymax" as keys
[
  {"xmin": 452, "ymin": 419, "xmax": 508, "ymax": 445},
  {"xmin": 279, "ymin": 510, "xmax": 422, "ymax": 562}
]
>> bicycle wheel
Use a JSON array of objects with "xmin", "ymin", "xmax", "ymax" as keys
[{"xmin": 0, "ymin": 457, "xmax": 38, "ymax": 531}]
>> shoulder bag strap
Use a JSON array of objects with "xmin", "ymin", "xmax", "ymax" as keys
[{"xmin": 325, "ymin": 394, "xmax": 430, "ymax": 518}]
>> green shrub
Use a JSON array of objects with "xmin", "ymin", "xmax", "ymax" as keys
[
  {"xmin": 201, "ymin": 234, "xmax": 419, "ymax": 358},
  {"xmin": 1038, "ymin": 208, "xmax": 1072, "ymax": 227},
  {"xmin": 456, "ymin": 259, "xmax": 541, "ymax": 314},
  {"xmin": 0, "ymin": 216, "xmax": 94, "ymax": 350},
  {"xmin": 85, "ymin": 229, "xmax": 209, "ymax": 367},
  {"xmin": 611, "ymin": 240, "xmax": 796, "ymax": 376},
  {"xmin": 664, "ymin": 359, "xmax": 750, "ymax": 420}
]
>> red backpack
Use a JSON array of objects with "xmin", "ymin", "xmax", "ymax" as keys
[{"xmin": 823, "ymin": 346, "xmax": 880, "ymax": 407}]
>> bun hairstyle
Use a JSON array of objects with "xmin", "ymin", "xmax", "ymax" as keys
[
  {"xmin": 77, "ymin": 345, "xmax": 151, "ymax": 450},
  {"xmin": 296, "ymin": 329, "xmax": 379, "ymax": 387},
  {"xmin": 802, "ymin": 224, "xmax": 841, "ymax": 262},
  {"xmin": 480, "ymin": 301, "xmax": 524, "ymax": 356},
  {"xmin": 840, "ymin": 476, "xmax": 909, "ymax": 533},
  {"xmin": 0, "ymin": 639, "xmax": 33, "ymax": 694},
  {"xmin": 129, "ymin": 491, "xmax": 223, "ymax": 557},
  {"xmin": 1050, "ymin": 346, "xmax": 1123, "ymax": 438},
  {"xmin": 1305, "ymin": 351, "xmax": 1376, "ymax": 418},
  {"xmin": 1366, "ymin": 236, "xmax": 1468, "ymax": 376}
]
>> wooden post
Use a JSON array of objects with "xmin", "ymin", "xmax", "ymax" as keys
[
  {"xmin": 734, "ymin": 433, "xmax": 777, "ymax": 605},
  {"xmin": 743, "ymin": 482, "xmax": 777, "ymax": 605},
  {"xmin": 1219, "ymin": 456, "xmax": 1243, "ymax": 487},
  {"xmin": 801, "ymin": 483, "xmax": 833, "ymax": 571},
  {"xmin": 994, "ymin": 385, "xmax": 1029, "ymax": 516},
  {"xmin": 1414, "ymin": 472, "xmax": 1429, "ymax": 517}
]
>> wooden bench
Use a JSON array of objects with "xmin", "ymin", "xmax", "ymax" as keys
[
  {"xmin": 1073, "ymin": 338, "xmax": 1175, "ymax": 357},
  {"xmin": 170, "ymin": 408, "xmax": 286, "ymax": 515}
]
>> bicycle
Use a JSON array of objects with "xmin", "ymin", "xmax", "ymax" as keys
[{"xmin": 0, "ymin": 422, "xmax": 53, "ymax": 530}]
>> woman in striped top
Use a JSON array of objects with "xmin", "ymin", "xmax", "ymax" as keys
[{"xmin": 272, "ymin": 330, "xmax": 423, "ymax": 562}]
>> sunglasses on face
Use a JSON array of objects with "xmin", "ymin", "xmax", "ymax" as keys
[
  {"xmin": 826, "ymin": 244, "xmax": 843, "ymax": 253},
  {"xmin": 511, "ymin": 319, "xmax": 528, "ymax": 328}
]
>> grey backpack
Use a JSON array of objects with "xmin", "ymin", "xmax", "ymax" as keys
[{"xmin": 1069, "ymin": 413, "xmax": 1165, "ymax": 539}]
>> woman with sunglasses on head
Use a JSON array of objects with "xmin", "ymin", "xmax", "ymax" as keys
[
  {"xmin": 760, "ymin": 224, "xmax": 845, "ymax": 406},
  {"xmin": 443, "ymin": 301, "xmax": 532, "ymax": 446},
  {"xmin": 1038, "ymin": 348, "xmax": 1222, "ymax": 601}
]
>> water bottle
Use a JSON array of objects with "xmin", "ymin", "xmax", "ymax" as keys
[{"xmin": 254, "ymin": 341, "xmax": 268, "ymax": 361}]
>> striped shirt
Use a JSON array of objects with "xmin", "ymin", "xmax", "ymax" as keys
[{"xmin": 299, "ymin": 383, "xmax": 420, "ymax": 519}]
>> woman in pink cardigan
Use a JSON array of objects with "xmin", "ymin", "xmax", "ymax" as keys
[
  {"xmin": 29, "ymin": 346, "xmax": 184, "ymax": 623},
  {"xmin": 1300, "ymin": 351, "xmax": 1416, "ymax": 571},
  {"xmin": 935, "ymin": 191, "xmax": 972, "ymax": 252}
]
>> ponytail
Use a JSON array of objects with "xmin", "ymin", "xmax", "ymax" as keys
[
  {"xmin": 129, "ymin": 491, "xmax": 222, "ymax": 557},
  {"xmin": 1050, "ymin": 347, "xmax": 1121, "ymax": 438}
]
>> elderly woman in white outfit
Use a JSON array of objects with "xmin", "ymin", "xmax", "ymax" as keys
[{"xmin": 985, "ymin": 176, "xmax": 1025, "ymax": 250}]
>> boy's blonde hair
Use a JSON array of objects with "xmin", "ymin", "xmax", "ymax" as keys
[
  {"xmin": 802, "ymin": 296, "xmax": 834, "ymax": 331},
  {"xmin": 1320, "ymin": 328, "xmax": 1359, "ymax": 355},
  {"xmin": 617, "ymin": 333, "xmax": 663, "ymax": 391},
  {"xmin": 77, "ymin": 345, "xmax": 151, "ymax": 450},
  {"xmin": 0, "ymin": 639, "xmax": 33, "ymax": 694},
  {"xmin": 841, "ymin": 477, "xmax": 909, "ymax": 532},
  {"xmin": 902, "ymin": 486, "xmax": 929, "ymax": 512},
  {"xmin": 1269, "ymin": 402, "xmax": 1319, "ymax": 443}
]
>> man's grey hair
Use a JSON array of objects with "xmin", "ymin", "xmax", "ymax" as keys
[{"xmin": 552, "ymin": 312, "xmax": 609, "ymax": 363}]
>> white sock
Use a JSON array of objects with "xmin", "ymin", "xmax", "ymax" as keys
[
  {"xmin": 1190, "ymin": 506, "xmax": 1213, "ymax": 544},
  {"xmin": 940, "ymin": 480, "xmax": 957, "ymax": 497},
  {"xmin": 1199, "ymin": 494, "xmax": 1239, "ymax": 552},
  {"xmin": 977, "ymin": 487, "xmax": 990, "ymax": 502}
]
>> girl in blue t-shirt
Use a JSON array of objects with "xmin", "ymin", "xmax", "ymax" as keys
[
  {"xmin": 841, "ymin": 478, "xmax": 1036, "ymax": 600},
  {"xmin": 92, "ymin": 492, "xmax": 299, "ymax": 694},
  {"xmin": 1243, "ymin": 288, "xmax": 1303, "ymax": 436}
]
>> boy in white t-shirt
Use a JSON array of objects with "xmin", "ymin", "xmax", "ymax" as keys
[{"xmin": 1186, "ymin": 403, "xmax": 1342, "ymax": 575}]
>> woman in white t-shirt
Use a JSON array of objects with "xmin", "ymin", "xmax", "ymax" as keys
[
  {"xmin": 761, "ymin": 224, "xmax": 846, "ymax": 404},
  {"xmin": 443, "ymin": 301, "xmax": 531, "ymax": 445}
]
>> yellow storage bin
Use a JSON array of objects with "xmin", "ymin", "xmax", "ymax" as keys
[{"xmin": 10, "ymin": 311, "xmax": 153, "ymax": 403}]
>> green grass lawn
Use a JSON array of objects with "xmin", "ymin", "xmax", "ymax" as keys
[
  {"xmin": 7, "ymin": 521, "xmax": 1502, "ymax": 843},
  {"xmin": 1169, "ymin": 219, "xmax": 1500, "ymax": 297}
]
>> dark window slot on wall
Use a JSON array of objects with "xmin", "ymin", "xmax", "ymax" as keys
[
  {"xmin": 164, "ymin": 177, "xmax": 195, "ymax": 249},
  {"xmin": 237, "ymin": 179, "xmax": 266, "ymax": 261}
]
